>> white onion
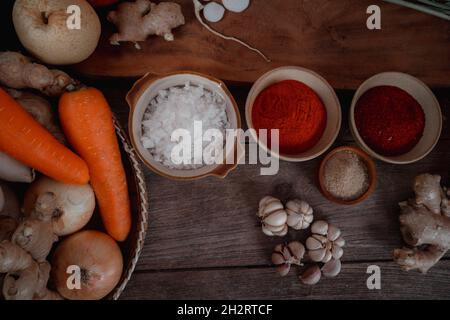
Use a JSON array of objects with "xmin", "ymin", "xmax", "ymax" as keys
[
  {"xmin": 23, "ymin": 177, "xmax": 95, "ymax": 236},
  {"xmin": 203, "ymin": 2, "xmax": 225, "ymax": 23},
  {"xmin": 222, "ymin": 0, "xmax": 250, "ymax": 13}
]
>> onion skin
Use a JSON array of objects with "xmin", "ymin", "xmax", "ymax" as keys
[
  {"xmin": 52, "ymin": 230, "xmax": 123, "ymax": 300},
  {"xmin": 23, "ymin": 177, "xmax": 95, "ymax": 236}
]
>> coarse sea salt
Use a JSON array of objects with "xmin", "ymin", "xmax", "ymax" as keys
[{"xmin": 141, "ymin": 82, "xmax": 230, "ymax": 170}]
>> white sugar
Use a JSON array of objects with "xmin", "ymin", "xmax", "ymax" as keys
[{"xmin": 141, "ymin": 82, "xmax": 229, "ymax": 169}]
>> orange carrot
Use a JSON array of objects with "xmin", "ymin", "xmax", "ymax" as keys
[
  {"xmin": 0, "ymin": 88, "xmax": 89, "ymax": 184},
  {"xmin": 59, "ymin": 88, "xmax": 131, "ymax": 241}
]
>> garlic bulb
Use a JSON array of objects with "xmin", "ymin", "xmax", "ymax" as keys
[
  {"xmin": 286, "ymin": 199, "xmax": 314, "ymax": 230},
  {"xmin": 271, "ymin": 241, "xmax": 304, "ymax": 276},
  {"xmin": 306, "ymin": 221, "xmax": 345, "ymax": 263},
  {"xmin": 257, "ymin": 196, "xmax": 288, "ymax": 237}
]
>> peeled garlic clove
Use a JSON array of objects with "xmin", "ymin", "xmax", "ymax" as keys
[
  {"xmin": 322, "ymin": 259, "xmax": 342, "ymax": 278},
  {"xmin": 327, "ymin": 225, "xmax": 341, "ymax": 241},
  {"xmin": 308, "ymin": 248, "xmax": 326, "ymax": 262},
  {"xmin": 222, "ymin": 0, "xmax": 250, "ymax": 13},
  {"xmin": 306, "ymin": 236, "xmax": 323, "ymax": 250},
  {"xmin": 204, "ymin": 2, "xmax": 226, "ymax": 23},
  {"xmin": 287, "ymin": 241, "xmax": 305, "ymax": 261},
  {"xmin": 264, "ymin": 210, "xmax": 287, "ymax": 227},
  {"xmin": 276, "ymin": 263, "xmax": 291, "ymax": 277},
  {"xmin": 311, "ymin": 220, "xmax": 329, "ymax": 235},
  {"xmin": 331, "ymin": 245, "xmax": 344, "ymax": 260},
  {"xmin": 300, "ymin": 265, "xmax": 321, "ymax": 285}
]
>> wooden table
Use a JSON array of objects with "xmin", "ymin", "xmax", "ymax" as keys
[
  {"xmin": 102, "ymin": 80, "xmax": 450, "ymax": 300},
  {"xmin": 1, "ymin": 0, "xmax": 449, "ymax": 300}
]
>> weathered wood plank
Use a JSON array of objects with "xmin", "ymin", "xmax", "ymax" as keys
[
  {"xmin": 135, "ymin": 140, "xmax": 450, "ymax": 270},
  {"xmin": 74, "ymin": 0, "xmax": 450, "ymax": 89},
  {"xmin": 121, "ymin": 261, "xmax": 450, "ymax": 300}
]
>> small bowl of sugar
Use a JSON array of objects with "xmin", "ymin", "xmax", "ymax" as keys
[{"xmin": 126, "ymin": 71, "xmax": 242, "ymax": 180}]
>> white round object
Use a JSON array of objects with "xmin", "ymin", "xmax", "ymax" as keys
[
  {"xmin": 222, "ymin": 0, "xmax": 250, "ymax": 13},
  {"xmin": 203, "ymin": 2, "xmax": 226, "ymax": 23},
  {"xmin": 13, "ymin": 0, "xmax": 101, "ymax": 65}
]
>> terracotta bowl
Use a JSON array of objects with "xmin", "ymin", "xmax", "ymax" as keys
[
  {"xmin": 245, "ymin": 66, "xmax": 342, "ymax": 162},
  {"xmin": 126, "ymin": 72, "xmax": 241, "ymax": 181},
  {"xmin": 349, "ymin": 72, "xmax": 442, "ymax": 164},
  {"xmin": 318, "ymin": 146, "xmax": 377, "ymax": 205}
]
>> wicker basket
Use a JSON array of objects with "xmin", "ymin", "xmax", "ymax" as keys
[{"xmin": 108, "ymin": 117, "xmax": 149, "ymax": 300}]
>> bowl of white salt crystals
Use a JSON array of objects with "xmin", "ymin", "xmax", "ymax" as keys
[{"xmin": 127, "ymin": 72, "xmax": 242, "ymax": 180}]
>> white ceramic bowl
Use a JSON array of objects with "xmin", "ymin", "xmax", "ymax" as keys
[
  {"xmin": 349, "ymin": 72, "xmax": 442, "ymax": 164},
  {"xmin": 127, "ymin": 72, "xmax": 241, "ymax": 180},
  {"xmin": 245, "ymin": 66, "xmax": 342, "ymax": 162}
]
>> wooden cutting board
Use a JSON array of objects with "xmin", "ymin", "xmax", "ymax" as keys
[{"xmin": 73, "ymin": 0, "xmax": 450, "ymax": 89}]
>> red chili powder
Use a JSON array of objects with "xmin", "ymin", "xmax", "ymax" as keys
[
  {"xmin": 355, "ymin": 86, "xmax": 425, "ymax": 156},
  {"xmin": 251, "ymin": 80, "xmax": 327, "ymax": 155}
]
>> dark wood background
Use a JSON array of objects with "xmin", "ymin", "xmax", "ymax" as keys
[{"xmin": 1, "ymin": 0, "xmax": 449, "ymax": 299}]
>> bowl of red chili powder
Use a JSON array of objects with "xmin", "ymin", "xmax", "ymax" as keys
[
  {"xmin": 350, "ymin": 72, "xmax": 442, "ymax": 164},
  {"xmin": 246, "ymin": 67, "xmax": 342, "ymax": 162}
]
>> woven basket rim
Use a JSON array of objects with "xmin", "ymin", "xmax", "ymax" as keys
[{"xmin": 110, "ymin": 116, "xmax": 149, "ymax": 300}]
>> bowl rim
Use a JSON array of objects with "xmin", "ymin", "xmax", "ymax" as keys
[
  {"xmin": 126, "ymin": 71, "xmax": 242, "ymax": 181},
  {"xmin": 318, "ymin": 145, "xmax": 377, "ymax": 206},
  {"xmin": 349, "ymin": 71, "xmax": 443, "ymax": 165},
  {"xmin": 245, "ymin": 66, "xmax": 342, "ymax": 162}
]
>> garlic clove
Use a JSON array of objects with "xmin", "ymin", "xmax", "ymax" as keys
[
  {"xmin": 322, "ymin": 250, "xmax": 333, "ymax": 263},
  {"xmin": 265, "ymin": 223, "xmax": 286, "ymax": 233},
  {"xmin": 322, "ymin": 259, "xmax": 342, "ymax": 278},
  {"xmin": 306, "ymin": 236, "xmax": 323, "ymax": 250},
  {"xmin": 262, "ymin": 225, "xmax": 274, "ymax": 236},
  {"xmin": 308, "ymin": 248, "xmax": 326, "ymax": 262},
  {"xmin": 260, "ymin": 202, "xmax": 285, "ymax": 218},
  {"xmin": 327, "ymin": 225, "xmax": 341, "ymax": 241},
  {"xmin": 259, "ymin": 196, "xmax": 278, "ymax": 209},
  {"xmin": 276, "ymin": 263, "xmax": 291, "ymax": 277},
  {"xmin": 274, "ymin": 225, "xmax": 288, "ymax": 237},
  {"xmin": 288, "ymin": 241, "xmax": 305, "ymax": 261},
  {"xmin": 271, "ymin": 252, "xmax": 285, "ymax": 265},
  {"xmin": 311, "ymin": 220, "xmax": 329, "ymax": 235},
  {"xmin": 331, "ymin": 245, "xmax": 344, "ymax": 260},
  {"xmin": 304, "ymin": 213, "xmax": 314, "ymax": 224},
  {"xmin": 286, "ymin": 214, "xmax": 302, "ymax": 229},
  {"xmin": 263, "ymin": 209, "xmax": 287, "ymax": 227},
  {"xmin": 281, "ymin": 246, "xmax": 292, "ymax": 261},
  {"xmin": 300, "ymin": 265, "xmax": 321, "ymax": 285},
  {"xmin": 334, "ymin": 236, "xmax": 346, "ymax": 248}
]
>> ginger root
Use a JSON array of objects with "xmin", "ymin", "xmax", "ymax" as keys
[
  {"xmin": 12, "ymin": 195, "xmax": 58, "ymax": 262},
  {"xmin": 108, "ymin": 0, "xmax": 185, "ymax": 49},
  {"xmin": 0, "ymin": 52, "xmax": 76, "ymax": 96},
  {"xmin": 394, "ymin": 174, "xmax": 450, "ymax": 273},
  {"xmin": 6, "ymin": 89, "xmax": 66, "ymax": 144}
]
